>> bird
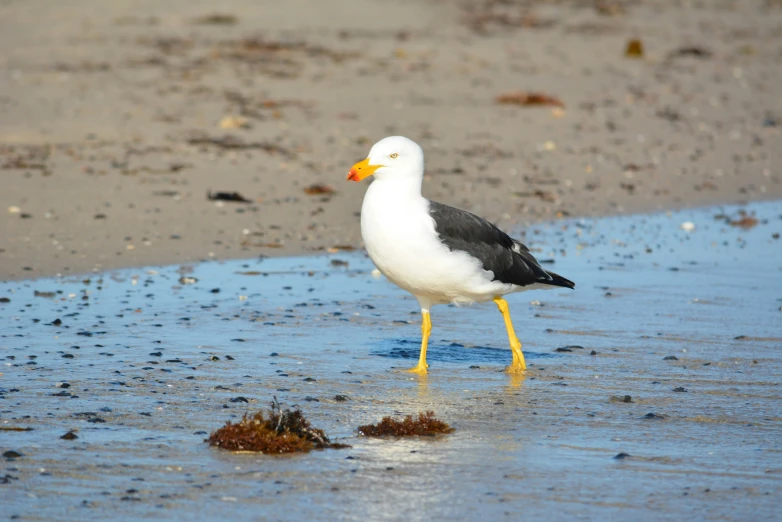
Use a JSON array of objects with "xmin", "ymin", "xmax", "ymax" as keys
[{"xmin": 347, "ymin": 136, "xmax": 574, "ymax": 374}]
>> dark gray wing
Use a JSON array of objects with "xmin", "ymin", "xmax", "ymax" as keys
[{"xmin": 428, "ymin": 201, "xmax": 574, "ymax": 289}]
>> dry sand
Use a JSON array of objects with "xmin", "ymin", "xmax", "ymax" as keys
[{"xmin": 1, "ymin": 0, "xmax": 780, "ymax": 280}]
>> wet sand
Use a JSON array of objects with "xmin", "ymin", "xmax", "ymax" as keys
[
  {"xmin": 1, "ymin": 0, "xmax": 781, "ymax": 280},
  {"xmin": 2, "ymin": 202, "xmax": 781, "ymax": 520}
]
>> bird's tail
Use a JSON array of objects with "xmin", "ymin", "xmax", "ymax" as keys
[{"xmin": 544, "ymin": 270, "xmax": 575, "ymax": 289}]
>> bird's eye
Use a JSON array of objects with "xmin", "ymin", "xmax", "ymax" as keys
[{"xmin": 390, "ymin": 153, "xmax": 398, "ymax": 159}]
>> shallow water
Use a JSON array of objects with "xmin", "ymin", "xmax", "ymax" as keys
[{"xmin": 1, "ymin": 202, "xmax": 781, "ymax": 521}]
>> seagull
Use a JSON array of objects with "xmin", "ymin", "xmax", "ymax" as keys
[{"xmin": 347, "ymin": 136, "xmax": 574, "ymax": 374}]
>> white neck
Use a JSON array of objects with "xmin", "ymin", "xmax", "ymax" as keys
[
  {"xmin": 362, "ymin": 177, "xmax": 428, "ymax": 236},
  {"xmin": 369, "ymin": 175, "xmax": 423, "ymax": 200}
]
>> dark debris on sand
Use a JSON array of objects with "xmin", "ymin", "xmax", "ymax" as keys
[
  {"xmin": 358, "ymin": 411, "xmax": 454, "ymax": 437},
  {"xmin": 207, "ymin": 398, "xmax": 349, "ymax": 454}
]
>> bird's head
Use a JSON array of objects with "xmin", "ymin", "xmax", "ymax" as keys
[{"xmin": 347, "ymin": 136, "xmax": 424, "ymax": 183}]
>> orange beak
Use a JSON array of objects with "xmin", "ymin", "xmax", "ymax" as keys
[{"xmin": 347, "ymin": 158, "xmax": 382, "ymax": 182}]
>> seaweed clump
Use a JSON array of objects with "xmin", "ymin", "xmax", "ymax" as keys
[
  {"xmin": 358, "ymin": 411, "xmax": 454, "ymax": 437},
  {"xmin": 208, "ymin": 399, "xmax": 348, "ymax": 453}
]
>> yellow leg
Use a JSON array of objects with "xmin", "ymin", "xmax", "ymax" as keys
[
  {"xmin": 406, "ymin": 311, "xmax": 431, "ymax": 375},
  {"xmin": 493, "ymin": 297, "xmax": 526, "ymax": 373}
]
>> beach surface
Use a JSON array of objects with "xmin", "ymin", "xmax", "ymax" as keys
[
  {"xmin": 2, "ymin": 202, "xmax": 780, "ymax": 521},
  {"xmin": 1, "ymin": 0, "xmax": 781, "ymax": 280}
]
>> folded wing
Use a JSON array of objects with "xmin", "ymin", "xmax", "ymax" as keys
[{"xmin": 428, "ymin": 201, "xmax": 575, "ymax": 289}]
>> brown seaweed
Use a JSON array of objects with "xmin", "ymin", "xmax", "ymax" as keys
[
  {"xmin": 358, "ymin": 411, "xmax": 454, "ymax": 437},
  {"xmin": 207, "ymin": 399, "xmax": 349, "ymax": 453},
  {"xmin": 496, "ymin": 91, "xmax": 564, "ymax": 108}
]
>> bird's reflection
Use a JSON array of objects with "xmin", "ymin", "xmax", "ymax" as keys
[
  {"xmin": 415, "ymin": 373, "xmax": 429, "ymax": 398},
  {"xmin": 506, "ymin": 371, "xmax": 527, "ymax": 390}
]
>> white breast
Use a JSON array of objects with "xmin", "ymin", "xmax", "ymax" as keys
[{"xmin": 360, "ymin": 180, "xmax": 506, "ymax": 304}]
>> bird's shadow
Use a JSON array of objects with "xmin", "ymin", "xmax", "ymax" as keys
[{"xmin": 370, "ymin": 338, "xmax": 556, "ymax": 364}]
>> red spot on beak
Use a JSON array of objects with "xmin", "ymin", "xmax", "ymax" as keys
[{"xmin": 346, "ymin": 158, "xmax": 381, "ymax": 182}]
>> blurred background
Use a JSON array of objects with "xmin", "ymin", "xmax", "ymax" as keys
[{"xmin": 1, "ymin": 0, "xmax": 780, "ymax": 279}]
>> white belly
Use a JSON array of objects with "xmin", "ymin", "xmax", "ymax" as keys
[{"xmin": 360, "ymin": 181, "xmax": 510, "ymax": 305}]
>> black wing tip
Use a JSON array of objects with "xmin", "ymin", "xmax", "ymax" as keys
[{"xmin": 545, "ymin": 271, "xmax": 575, "ymax": 289}]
